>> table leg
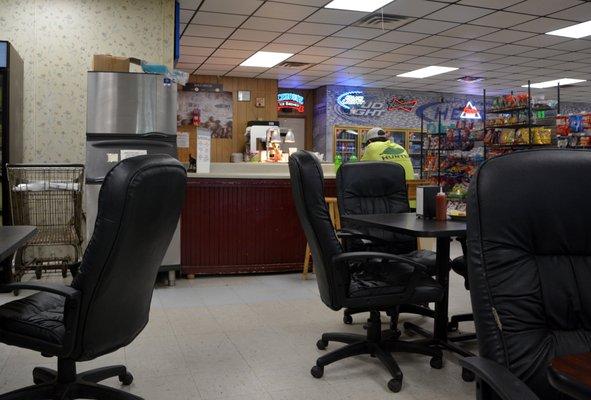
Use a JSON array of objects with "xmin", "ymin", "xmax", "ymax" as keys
[{"xmin": 0, "ymin": 257, "xmax": 12, "ymax": 284}]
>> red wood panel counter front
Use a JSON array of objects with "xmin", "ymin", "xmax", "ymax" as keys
[{"xmin": 181, "ymin": 177, "xmax": 336, "ymax": 276}]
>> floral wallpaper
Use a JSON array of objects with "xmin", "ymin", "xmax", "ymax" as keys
[{"xmin": 0, "ymin": 0, "xmax": 174, "ymax": 163}]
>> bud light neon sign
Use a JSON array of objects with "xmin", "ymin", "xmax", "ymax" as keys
[
  {"xmin": 336, "ymin": 91, "xmax": 365, "ymax": 110},
  {"xmin": 277, "ymin": 92, "xmax": 305, "ymax": 112}
]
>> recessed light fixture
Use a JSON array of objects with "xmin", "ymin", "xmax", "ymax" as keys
[
  {"xmin": 522, "ymin": 78, "xmax": 587, "ymax": 89},
  {"xmin": 324, "ymin": 0, "xmax": 394, "ymax": 13},
  {"xmin": 457, "ymin": 76, "xmax": 484, "ymax": 84},
  {"xmin": 397, "ymin": 66, "xmax": 459, "ymax": 79},
  {"xmin": 240, "ymin": 51, "xmax": 293, "ymax": 68},
  {"xmin": 546, "ymin": 20, "xmax": 591, "ymax": 39}
]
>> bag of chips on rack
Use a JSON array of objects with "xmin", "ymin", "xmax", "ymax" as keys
[
  {"xmin": 500, "ymin": 129, "xmax": 514, "ymax": 144},
  {"xmin": 514, "ymin": 128, "xmax": 529, "ymax": 144}
]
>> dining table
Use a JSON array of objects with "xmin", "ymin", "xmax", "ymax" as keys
[
  {"xmin": 548, "ymin": 352, "xmax": 591, "ymax": 400},
  {"xmin": 340, "ymin": 212, "xmax": 475, "ymax": 378},
  {"xmin": 0, "ymin": 225, "xmax": 37, "ymax": 283}
]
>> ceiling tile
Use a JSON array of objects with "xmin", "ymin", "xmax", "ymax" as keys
[
  {"xmin": 520, "ymin": 48, "xmax": 567, "ymax": 58},
  {"xmin": 288, "ymin": 22, "xmax": 345, "ymax": 36},
  {"xmin": 450, "ymin": 40, "xmax": 501, "ymax": 52},
  {"xmin": 307, "ymin": 64, "xmax": 347, "ymax": 72},
  {"xmin": 549, "ymin": 2, "xmax": 591, "ymax": 22},
  {"xmin": 206, "ymin": 57, "xmax": 247, "ymax": 65},
  {"xmin": 354, "ymin": 60, "xmax": 394, "ymax": 69},
  {"xmin": 515, "ymin": 18, "xmax": 578, "ymax": 34},
  {"xmin": 411, "ymin": 56, "xmax": 453, "ymax": 66},
  {"xmin": 375, "ymin": 30, "xmax": 429, "ymax": 44},
  {"xmin": 255, "ymin": 2, "xmax": 317, "ymax": 20},
  {"xmin": 180, "ymin": 36, "xmax": 225, "ymax": 48},
  {"xmin": 333, "ymin": 27, "xmax": 385, "ymax": 40},
  {"xmin": 428, "ymin": 49, "xmax": 473, "ymax": 58},
  {"xmin": 485, "ymin": 44, "xmax": 536, "ymax": 55},
  {"xmin": 372, "ymin": 53, "xmax": 417, "ymax": 62},
  {"xmin": 195, "ymin": 68, "xmax": 228, "ymax": 75},
  {"xmin": 220, "ymin": 40, "xmax": 266, "ymax": 50},
  {"xmin": 322, "ymin": 57, "xmax": 361, "ymax": 67},
  {"xmin": 382, "ymin": 0, "xmax": 448, "ymax": 17},
  {"xmin": 342, "ymin": 66, "xmax": 378, "ymax": 74},
  {"xmin": 398, "ymin": 19, "xmax": 459, "ymax": 35},
  {"xmin": 241, "ymin": 17, "xmax": 298, "ymax": 32},
  {"xmin": 286, "ymin": 54, "xmax": 330, "ymax": 63},
  {"xmin": 178, "ymin": 55, "xmax": 206, "ymax": 64},
  {"xmin": 468, "ymin": 11, "xmax": 535, "ymax": 28},
  {"xmin": 270, "ymin": 32, "xmax": 323, "ymax": 47},
  {"xmin": 230, "ymin": 29, "xmax": 281, "ymax": 42},
  {"xmin": 192, "ymin": 12, "xmax": 248, "ymax": 27},
  {"xmin": 394, "ymin": 44, "xmax": 439, "ymax": 56},
  {"xmin": 197, "ymin": 63, "xmax": 233, "ymax": 72},
  {"xmin": 225, "ymin": 71, "xmax": 260, "ymax": 78},
  {"xmin": 354, "ymin": 41, "xmax": 403, "ymax": 52},
  {"xmin": 184, "ymin": 24, "xmax": 234, "ymax": 38},
  {"xmin": 506, "ymin": 0, "xmax": 584, "ymax": 16},
  {"xmin": 305, "ymin": 9, "xmax": 366, "ymax": 25},
  {"xmin": 179, "ymin": 0, "xmax": 203, "ymax": 10},
  {"xmin": 200, "ymin": 0, "xmax": 264, "ymax": 15},
  {"xmin": 427, "ymin": 5, "xmax": 494, "ymax": 23},
  {"xmin": 300, "ymin": 46, "xmax": 344, "ymax": 56},
  {"xmin": 294, "ymin": 69, "xmax": 330, "ymax": 77},
  {"xmin": 180, "ymin": 9, "xmax": 194, "ymax": 24},
  {"xmin": 313, "ymin": 36, "xmax": 366, "ymax": 48},
  {"xmin": 478, "ymin": 30, "xmax": 537, "ymax": 43},
  {"xmin": 517, "ymin": 34, "xmax": 571, "ymax": 47},
  {"xmin": 457, "ymin": 0, "xmax": 523, "ymax": 8},
  {"xmin": 413, "ymin": 35, "xmax": 468, "ymax": 48},
  {"xmin": 440, "ymin": 25, "xmax": 499, "ymax": 39},
  {"xmin": 337, "ymin": 49, "xmax": 381, "ymax": 59},
  {"xmin": 180, "ymin": 46, "xmax": 215, "ymax": 56},
  {"xmin": 211, "ymin": 48, "xmax": 256, "ymax": 58},
  {"xmin": 549, "ymin": 40, "xmax": 591, "ymax": 53},
  {"xmin": 263, "ymin": 43, "xmax": 309, "ymax": 53}
]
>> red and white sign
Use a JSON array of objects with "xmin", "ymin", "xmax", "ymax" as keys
[{"xmin": 460, "ymin": 101, "xmax": 481, "ymax": 119}]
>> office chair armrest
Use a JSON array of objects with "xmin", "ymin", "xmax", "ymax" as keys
[
  {"xmin": 459, "ymin": 357, "xmax": 539, "ymax": 400},
  {"xmin": 0, "ymin": 282, "xmax": 81, "ymax": 301},
  {"xmin": 337, "ymin": 229, "xmax": 389, "ymax": 245},
  {"xmin": 333, "ymin": 252, "xmax": 428, "ymax": 272}
]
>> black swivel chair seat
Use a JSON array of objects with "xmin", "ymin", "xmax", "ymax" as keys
[
  {"xmin": 289, "ymin": 151, "xmax": 444, "ymax": 393},
  {"xmin": 0, "ymin": 155, "xmax": 186, "ymax": 400},
  {"xmin": 461, "ymin": 149, "xmax": 591, "ymax": 400},
  {"xmin": 336, "ymin": 161, "xmax": 438, "ymax": 326}
]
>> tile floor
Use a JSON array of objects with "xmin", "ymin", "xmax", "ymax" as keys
[{"xmin": 0, "ymin": 242, "xmax": 478, "ymax": 400}]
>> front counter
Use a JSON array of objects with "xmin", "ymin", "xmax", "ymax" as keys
[{"xmin": 181, "ymin": 163, "xmax": 335, "ymax": 276}]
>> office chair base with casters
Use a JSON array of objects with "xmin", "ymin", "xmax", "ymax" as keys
[
  {"xmin": 311, "ymin": 310, "xmax": 443, "ymax": 393},
  {"xmin": 0, "ymin": 358, "xmax": 141, "ymax": 400}
]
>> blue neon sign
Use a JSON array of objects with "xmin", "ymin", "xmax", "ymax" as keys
[{"xmin": 336, "ymin": 91, "xmax": 365, "ymax": 110}]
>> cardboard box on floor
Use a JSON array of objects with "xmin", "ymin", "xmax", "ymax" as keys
[{"xmin": 92, "ymin": 54, "xmax": 142, "ymax": 72}]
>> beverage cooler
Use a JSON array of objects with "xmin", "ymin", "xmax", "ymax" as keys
[
  {"xmin": 85, "ymin": 72, "xmax": 180, "ymax": 284},
  {"xmin": 333, "ymin": 128, "xmax": 362, "ymax": 162},
  {"xmin": 0, "ymin": 41, "xmax": 24, "ymax": 225}
]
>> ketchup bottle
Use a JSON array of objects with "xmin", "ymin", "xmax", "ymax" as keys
[{"xmin": 435, "ymin": 187, "xmax": 448, "ymax": 221}]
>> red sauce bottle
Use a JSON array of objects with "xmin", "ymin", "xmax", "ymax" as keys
[{"xmin": 435, "ymin": 188, "xmax": 447, "ymax": 221}]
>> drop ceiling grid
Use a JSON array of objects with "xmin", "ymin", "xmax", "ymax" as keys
[{"xmin": 178, "ymin": 0, "xmax": 591, "ymax": 100}]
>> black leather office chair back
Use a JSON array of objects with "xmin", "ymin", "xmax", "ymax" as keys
[
  {"xmin": 72, "ymin": 155, "xmax": 186, "ymax": 360},
  {"xmin": 289, "ymin": 151, "xmax": 344, "ymax": 310},
  {"xmin": 467, "ymin": 149, "xmax": 591, "ymax": 399},
  {"xmin": 337, "ymin": 161, "xmax": 415, "ymax": 253}
]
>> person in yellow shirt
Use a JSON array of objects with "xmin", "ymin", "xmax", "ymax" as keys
[{"xmin": 361, "ymin": 127, "xmax": 415, "ymax": 182}]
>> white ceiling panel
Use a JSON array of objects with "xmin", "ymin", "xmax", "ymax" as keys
[
  {"xmin": 477, "ymin": 29, "xmax": 537, "ymax": 43},
  {"xmin": 211, "ymin": 48, "xmax": 256, "ymax": 58},
  {"xmin": 179, "ymin": 0, "xmax": 203, "ymax": 10},
  {"xmin": 241, "ymin": 17, "xmax": 298, "ymax": 32},
  {"xmin": 220, "ymin": 40, "xmax": 266, "ymax": 50},
  {"xmin": 506, "ymin": 0, "xmax": 584, "ymax": 16},
  {"xmin": 413, "ymin": 35, "xmax": 468, "ymax": 48},
  {"xmin": 333, "ymin": 27, "xmax": 385, "ymax": 40},
  {"xmin": 427, "ymin": 5, "xmax": 494, "ymax": 23},
  {"xmin": 398, "ymin": 19, "xmax": 459, "ymax": 35},
  {"xmin": 313, "ymin": 36, "xmax": 365, "ymax": 48},
  {"xmin": 354, "ymin": 41, "xmax": 404, "ymax": 52},
  {"xmin": 549, "ymin": 2, "xmax": 591, "ymax": 22},
  {"xmin": 394, "ymin": 44, "xmax": 439, "ymax": 56},
  {"xmin": 180, "ymin": 9, "xmax": 194, "ymax": 24},
  {"xmin": 305, "ymin": 9, "xmax": 366, "ymax": 25},
  {"xmin": 180, "ymin": 46, "xmax": 216, "ymax": 56},
  {"xmin": 263, "ymin": 43, "xmax": 309, "ymax": 53},
  {"xmin": 288, "ymin": 22, "xmax": 345, "ymax": 36},
  {"xmin": 337, "ymin": 49, "xmax": 381, "ymax": 59},
  {"xmin": 273, "ymin": 33, "xmax": 324, "ymax": 45},
  {"xmin": 374, "ymin": 30, "xmax": 429, "ymax": 44},
  {"xmin": 450, "ymin": 40, "xmax": 501, "ymax": 52},
  {"xmin": 382, "ymin": 0, "xmax": 448, "ymax": 17},
  {"xmin": 184, "ymin": 24, "xmax": 235, "ymax": 38},
  {"xmin": 440, "ymin": 25, "xmax": 499, "ymax": 39},
  {"xmin": 178, "ymin": 55, "xmax": 207, "ymax": 64},
  {"xmin": 231, "ymin": 29, "xmax": 282, "ymax": 41},
  {"xmin": 354, "ymin": 60, "xmax": 394, "ymax": 69},
  {"xmin": 372, "ymin": 53, "xmax": 417, "ymax": 62},
  {"xmin": 192, "ymin": 12, "xmax": 248, "ymax": 27},
  {"xmin": 322, "ymin": 57, "xmax": 361, "ymax": 66},
  {"xmin": 181, "ymin": 36, "xmax": 225, "ymax": 48},
  {"xmin": 200, "ymin": 0, "xmax": 264, "ymax": 15},
  {"xmin": 287, "ymin": 54, "xmax": 330, "ymax": 63},
  {"xmin": 457, "ymin": 0, "xmax": 523, "ymax": 8},
  {"xmin": 515, "ymin": 18, "xmax": 578, "ymax": 34},
  {"xmin": 469, "ymin": 11, "xmax": 536, "ymax": 28},
  {"xmin": 299, "ymin": 46, "xmax": 344, "ymax": 56},
  {"xmin": 485, "ymin": 44, "xmax": 536, "ymax": 55},
  {"xmin": 255, "ymin": 2, "xmax": 317, "ymax": 20}
]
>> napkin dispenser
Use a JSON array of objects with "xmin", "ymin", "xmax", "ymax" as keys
[{"xmin": 416, "ymin": 186, "xmax": 439, "ymax": 219}]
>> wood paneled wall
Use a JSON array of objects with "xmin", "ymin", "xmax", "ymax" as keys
[{"xmin": 189, "ymin": 75, "xmax": 278, "ymax": 162}]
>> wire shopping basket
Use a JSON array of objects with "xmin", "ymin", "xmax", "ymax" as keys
[{"xmin": 7, "ymin": 164, "xmax": 84, "ymax": 284}]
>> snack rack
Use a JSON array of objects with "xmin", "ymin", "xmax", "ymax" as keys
[{"xmin": 482, "ymin": 81, "xmax": 557, "ymax": 159}]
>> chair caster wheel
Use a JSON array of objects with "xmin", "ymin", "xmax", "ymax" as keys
[
  {"xmin": 343, "ymin": 314, "xmax": 353, "ymax": 324},
  {"xmin": 13, "ymin": 289, "xmax": 19, "ymax": 296},
  {"xmin": 310, "ymin": 365, "xmax": 324, "ymax": 379},
  {"xmin": 448, "ymin": 320, "xmax": 459, "ymax": 332},
  {"xmin": 461, "ymin": 368, "xmax": 475, "ymax": 382},
  {"xmin": 316, "ymin": 339, "xmax": 328, "ymax": 350},
  {"xmin": 388, "ymin": 378, "xmax": 402, "ymax": 393},
  {"xmin": 33, "ymin": 378, "xmax": 43, "ymax": 385},
  {"xmin": 119, "ymin": 372, "xmax": 133, "ymax": 386},
  {"xmin": 430, "ymin": 357, "xmax": 443, "ymax": 369}
]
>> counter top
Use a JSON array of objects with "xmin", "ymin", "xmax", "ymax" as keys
[{"xmin": 187, "ymin": 162, "xmax": 336, "ymax": 179}]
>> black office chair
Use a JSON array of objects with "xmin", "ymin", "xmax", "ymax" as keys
[
  {"xmin": 336, "ymin": 161, "xmax": 438, "ymax": 326},
  {"xmin": 289, "ymin": 151, "xmax": 443, "ymax": 393},
  {"xmin": 0, "ymin": 155, "xmax": 186, "ymax": 400},
  {"xmin": 447, "ymin": 237, "xmax": 476, "ymax": 342},
  {"xmin": 460, "ymin": 149, "xmax": 591, "ymax": 400}
]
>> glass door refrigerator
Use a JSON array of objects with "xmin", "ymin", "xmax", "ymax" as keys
[{"xmin": 0, "ymin": 41, "xmax": 24, "ymax": 225}]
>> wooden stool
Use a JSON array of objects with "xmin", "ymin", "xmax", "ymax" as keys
[{"xmin": 303, "ymin": 197, "xmax": 340, "ymax": 279}]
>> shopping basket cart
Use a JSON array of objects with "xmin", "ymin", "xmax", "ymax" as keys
[{"xmin": 7, "ymin": 164, "xmax": 84, "ymax": 285}]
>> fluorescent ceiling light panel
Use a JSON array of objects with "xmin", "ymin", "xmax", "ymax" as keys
[
  {"xmin": 324, "ymin": 0, "xmax": 394, "ymax": 12},
  {"xmin": 240, "ymin": 51, "xmax": 293, "ymax": 68},
  {"xmin": 546, "ymin": 21, "xmax": 591, "ymax": 39},
  {"xmin": 523, "ymin": 78, "xmax": 587, "ymax": 89},
  {"xmin": 397, "ymin": 66, "xmax": 458, "ymax": 79}
]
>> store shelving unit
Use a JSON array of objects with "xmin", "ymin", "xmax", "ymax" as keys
[{"xmin": 483, "ymin": 81, "xmax": 557, "ymax": 159}]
